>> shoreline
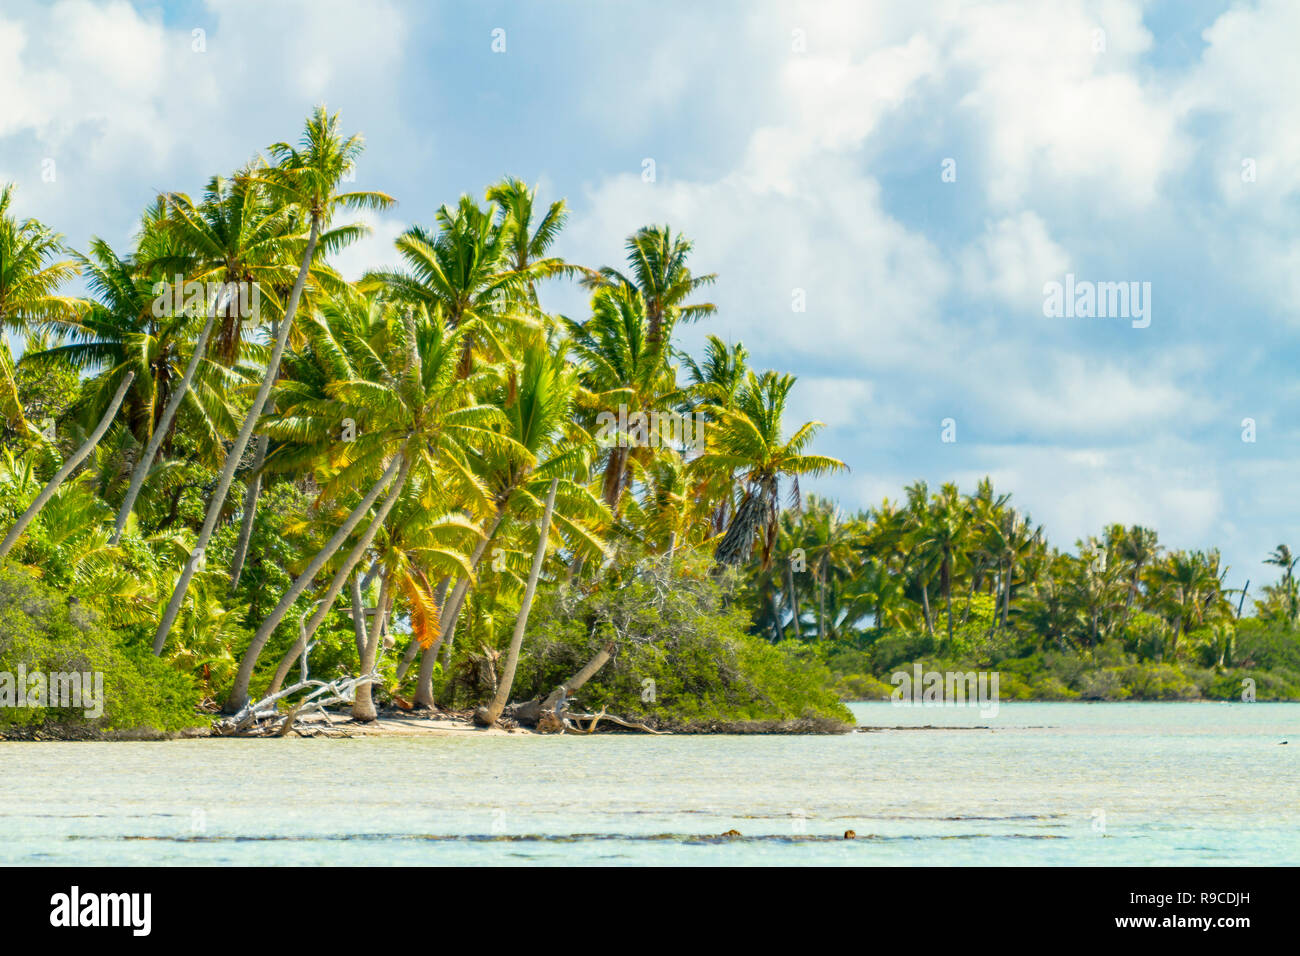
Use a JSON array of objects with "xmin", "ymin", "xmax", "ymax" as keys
[
  {"xmin": 5, "ymin": 699, "xmax": 1295, "ymax": 743},
  {"xmin": 0, "ymin": 708, "xmax": 856, "ymax": 742}
]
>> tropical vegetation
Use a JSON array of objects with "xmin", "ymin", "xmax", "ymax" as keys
[{"xmin": 1, "ymin": 108, "xmax": 1296, "ymax": 738}]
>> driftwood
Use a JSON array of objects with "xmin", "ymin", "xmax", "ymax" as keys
[
  {"xmin": 210, "ymin": 672, "xmax": 381, "ymax": 737},
  {"xmin": 558, "ymin": 708, "xmax": 664, "ymax": 735},
  {"xmin": 516, "ymin": 697, "xmax": 664, "ymax": 736},
  {"xmin": 211, "ymin": 616, "xmax": 382, "ymax": 737}
]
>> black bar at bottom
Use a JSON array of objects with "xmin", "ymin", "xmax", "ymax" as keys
[{"xmin": 0, "ymin": 865, "xmax": 1281, "ymax": 942}]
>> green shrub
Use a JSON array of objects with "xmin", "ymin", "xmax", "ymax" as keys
[
  {"xmin": 497, "ymin": 557, "xmax": 853, "ymax": 729},
  {"xmin": 0, "ymin": 566, "xmax": 201, "ymax": 732}
]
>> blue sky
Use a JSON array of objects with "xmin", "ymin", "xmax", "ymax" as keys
[{"xmin": 1, "ymin": 0, "xmax": 1297, "ymax": 595}]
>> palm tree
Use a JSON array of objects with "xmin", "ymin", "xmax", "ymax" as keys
[
  {"xmin": 803, "ymin": 496, "xmax": 860, "ymax": 640},
  {"xmin": 149, "ymin": 171, "xmax": 307, "ymax": 571},
  {"xmin": 846, "ymin": 555, "xmax": 913, "ymax": 630},
  {"xmin": 0, "ymin": 183, "xmax": 83, "ymax": 437},
  {"xmin": 1148, "ymin": 550, "xmax": 1218, "ymax": 656},
  {"xmin": 411, "ymin": 333, "xmax": 608, "ymax": 708},
  {"xmin": 0, "ymin": 183, "xmax": 83, "ymax": 334},
  {"xmin": 222, "ymin": 301, "xmax": 513, "ymax": 712},
  {"xmin": 485, "ymin": 177, "xmax": 582, "ymax": 299},
  {"xmin": 911, "ymin": 483, "xmax": 969, "ymax": 647},
  {"xmin": 703, "ymin": 370, "xmax": 845, "ymax": 569},
  {"xmin": 0, "ymin": 372, "xmax": 135, "ymax": 561},
  {"xmin": 566, "ymin": 284, "xmax": 672, "ymax": 511},
  {"xmin": 157, "ymin": 168, "xmax": 300, "ymax": 365},
  {"xmin": 986, "ymin": 508, "xmax": 1041, "ymax": 629},
  {"xmin": 30, "ymin": 232, "xmax": 244, "ymax": 543},
  {"xmin": 362, "ymin": 194, "xmax": 548, "ymax": 377},
  {"xmin": 1264, "ymin": 544, "xmax": 1298, "ymax": 624},
  {"xmin": 682, "ymin": 335, "xmax": 749, "ymax": 535},
  {"xmin": 1110, "ymin": 524, "xmax": 1160, "ymax": 627},
  {"xmin": 155, "ymin": 106, "xmax": 395, "ymax": 655},
  {"xmin": 474, "ymin": 477, "xmax": 559, "ymax": 727},
  {"xmin": 344, "ymin": 479, "xmax": 479, "ymax": 720},
  {"xmin": 585, "ymin": 225, "xmax": 716, "ymax": 353}
]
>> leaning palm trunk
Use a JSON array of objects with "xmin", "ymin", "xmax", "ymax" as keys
[
  {"xmin": 227, "ymin": 321, "xmax": 283, "ymax": 591},
  {"xmin": 945, "ymin": 561, "xmax": 955, "ymax": 647},
  {"xmin": 785, "ymin": 563, "xmax": 800, "ymax": 638},
  {"xmin": 260, "ymin": 456, "xmax": 412, "ymax": 702},
  {"xmin": 513, "ymin": 640, "xmax": 615, "ymax": 725},
  {"xmin": 226, "ymin": 432, "xmax": 266, "ymax": 590},
  {"xmin": 817, "ymin": 562, "xmax": 827, "ymax": 640},
  {"xmin": 1000, "ymin": 560, "xmax": 1013, "ymax": 627},
  {"xmin": 220, "ymin": 451, "xmax": 404, "ymax": 712},
  {"xmin": 112, "ymin": 311, "xmax": 219, "ymax": 544},
  {"xmin": 349, "ymin": 567, "xmax": 368, "ymax": 660},
  {"xmin": 475, "ymin": 478, "xmax": 558, "ymax": 727},
  {"xmin": 0, "ymin": 372, "xmax": 135, "ymax": 562},
  {"xmin": 352, "ymin": 573, "xmax": 392, "ymax": 721},
  {"xmin": 228, "ymin": 382, "xmax": 282, "ymax": 590},
  {"xmin": 412, "ymin": 504, "xmax": 509, "ymax": 709},
  {"xmin": 154, "ymin": 218, "xmax": 320, "ymax": 655}
]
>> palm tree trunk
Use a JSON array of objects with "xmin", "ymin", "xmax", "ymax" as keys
[
  {"xmin": 413, "ymin": 504, "xmax": 509, "ymax": 709},
  {"xmin": 817, "ymin": 561, "xmax": 827, "ymax": 640},
  {"xmin": 542, "ymin": 641, "xmax": 614, "ymax": 711},
  {"xmin": 961, "ymin": 571, "xmax": 979, "ymax": 625},
  {"xmin": 227, "ymin": 323, "xmax": 283, "ymax": 591},
  {"xmin": 220, "ymin": 451, "xmax": 403, "ymax": 712},
  {"xmin": 226, "ymin": 433, "xmax": 267, "ymax": 591},
  {"xmin": 783, "ymin": 563, "xmax": 798, "ymax": 639},
  {"xmin": 514, "ymin": 639, "xmax": 616, "ymax": 725},
  {"xmin": 601, "ymin": 444, "xmax": 628, "ymax": 509},
  {"xmin": 352, "ymin": 573, "xmax": 392, "ymax": 721},
  {"xmin": 475, "ymin": 478, "xmax": 558, "ymax": 727},
  {"xmin": 112, "ymin": 312, "xmax": 218, "ymax": 543},
  {"xmin": 260, "ymin": 455, "xmax": 412, "ymax": 702},
  {"xmin": 350, "ymin": 566, "xmax": 368, "ymax": 660},
  {"xmin": 154, "ymin": 218, "xmax": 320, "ymax": 655},
  {"xmin": 1001, "ymin": 559, "xmax": 1013, "ymax": 626},
  {"xmin": 944, "ymin": 554, "xmax": 954, "ymax": 646},
  {"xmin": 1, "ymin": 372, "xmax": 135, "ymax": 562}
]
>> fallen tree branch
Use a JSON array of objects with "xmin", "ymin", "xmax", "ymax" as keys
[
  {"xmin": 212, "ymin": 629, "xmax": 384, "ymax": 737},
  {"xmin": 560, "ymin": 709, "xmax": 665, "ymax": 734}
]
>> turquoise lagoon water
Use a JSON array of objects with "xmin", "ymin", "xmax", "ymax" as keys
[{"xmin": 0, "ymin": 702, "xmax": 1295, "ymax": 865}]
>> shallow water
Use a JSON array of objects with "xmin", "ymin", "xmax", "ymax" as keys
[{"xmin": 1, "ymin": 702, "xmax": 1295, "ymax": 865}]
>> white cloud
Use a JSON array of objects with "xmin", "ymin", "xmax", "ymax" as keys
[
  {"xmin": 948, "ymin": 0, "xmax": 1183, "ymax": 207},
  {"xmin": 960, "ymin": 211, "xmax": 1071, "ymax": 308},
  {"xmin": 957, "ymin": 442, "xmax": 1224, "ymax": 550},
  {"xmin": 1182, "ymin": 0, "xmax": 1300, "ymax": 203},
  {"xmin": 327, "ymin": 211, "xmax": 406, "ymax": 282}
]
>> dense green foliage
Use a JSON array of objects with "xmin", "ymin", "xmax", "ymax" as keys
[
  {"xmin": 740, "ymin": 494, "xmax": 1300, "ymax": 701},
  {"xmin": 0, "ymin": 109, "xmax": 850, "ymax": 733},
  {"xmin": 0, "ymin": 568, "xmax": 199, "ymax": 732},
  {"xmin": 493, "ymin": 554, "xmax": 852, "ymax": 728},
  {"xmin": 0, "ymin": 108, "xmax": 1295, "ymax": 738}
]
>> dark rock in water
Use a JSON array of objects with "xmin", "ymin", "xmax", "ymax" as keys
[{"xmin": 721, "ymin": 829, "xmax": 742, "ymax": 838}]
